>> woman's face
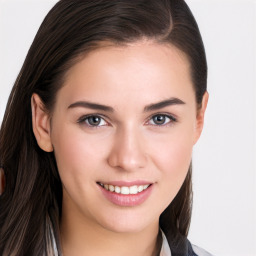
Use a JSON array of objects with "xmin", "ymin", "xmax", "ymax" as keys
[{"xmin": 33, "ymin": 41, "xmax": 207, "ymax": 234}]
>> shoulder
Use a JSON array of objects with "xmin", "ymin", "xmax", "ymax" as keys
[
  {"xmin": 160, "ymin": 229, "xmax": 214, "ymax": 256},
  {"xmin": 191, "ymin": 244, "xmax": 214, "ymax": 256}
]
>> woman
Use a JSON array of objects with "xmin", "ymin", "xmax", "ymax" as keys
[{"xmin": 0, "ymin": 0, "xmax": 212, "ymax": 255}]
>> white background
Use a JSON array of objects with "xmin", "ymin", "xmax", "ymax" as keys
[{"xmin": 0, "ymin": 0, "xmax": 255, "ymax": 255}]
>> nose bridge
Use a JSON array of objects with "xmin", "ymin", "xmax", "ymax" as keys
[{"xmin": 107, "ymin": 124, "xmax": 147, "ymax": 171}]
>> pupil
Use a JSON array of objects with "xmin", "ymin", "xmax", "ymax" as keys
[
  {"xmin": 88, "ymin": 116, "xmax": 100, "ymax": 125},
  {"xmin": 154, "ymin": 115, "xmax": 165, "ymax": 124}
]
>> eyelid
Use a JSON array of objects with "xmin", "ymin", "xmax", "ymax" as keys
[
  {"xmin": 77, "ymin": 114, "xmax": 110, "ymax": 127},
  {"xmin": 76, "ymin": 112, "xmax": 177, "ymax": 128},
  {"xmin": 146, "ymin": 112, "xmax": 177, "ymax": 126}
]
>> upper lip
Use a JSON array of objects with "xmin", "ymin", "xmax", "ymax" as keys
[{"xmin": 97, "ymin": 180, "xmax": 153, "ymax": 186}]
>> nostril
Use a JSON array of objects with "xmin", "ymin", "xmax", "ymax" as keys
[{"xmin": 0, "ymin": 167, "xmax": 5, "ymax": 196}]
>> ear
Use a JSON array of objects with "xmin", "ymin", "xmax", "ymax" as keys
[
  {"xmin": 193, "ymin": 92, "xmax": 209, "ymax": 145},
  {"xmin": 31, "ymin": 93, "xmax": 53, "ymax": 152}
]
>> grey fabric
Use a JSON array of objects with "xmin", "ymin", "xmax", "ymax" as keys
[
  {"xmin": 161, "ymin": 230, "xmax": 214, "ymax": 256},
  {"xmin": 192, "ymin": 245, "xmax": 214, "ymax": 256},
  {"xmin": 160, "ymin": 230, "xmax": 172, "ymax": 256}
]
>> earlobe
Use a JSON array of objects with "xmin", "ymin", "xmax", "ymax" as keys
[
  {"xmin": 193, "ymin": 92, "xmax": 209, "ymax": 144},
  {"xmin": 31, "ymin": 93, "xmax": 53, "ymax": 152}
]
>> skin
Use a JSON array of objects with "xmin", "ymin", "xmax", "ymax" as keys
[{"xmin": 32, "ymin": 41, "xmax": 208, "ymax": 256}]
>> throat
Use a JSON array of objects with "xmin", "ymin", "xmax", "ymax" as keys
[{"xmin": 61, "ymin": 219, "xmax": 161, "ymax": 256}]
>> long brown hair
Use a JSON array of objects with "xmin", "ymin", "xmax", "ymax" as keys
[{"xmin": 0, "ymin": 0, "xmax": 207, "ymax": 255}]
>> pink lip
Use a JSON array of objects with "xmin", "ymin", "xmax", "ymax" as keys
[{"xmin": 98, "ymin": 183, "xmax": 153, "ymax": 207}]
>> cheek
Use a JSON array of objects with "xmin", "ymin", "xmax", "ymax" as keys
[
  {"xmin": 158, "ymin": 137, "xmax": 192, "ymax": 185},
  {"xmin": 50, "ymin": 124, "xmax": 112, "ymax": 188},
  {"xmin": 159, "ymin": 143, "xmax": 192, "ymax": 209},
  {"xmin": 147, "ymin": 126, "xmax": 194, "ymax": 200},
  {"xmin": 162, "ymin": 137, "xmax": 192, "ymax": 170},
  {"xmin": 51, "ymin": 125, "xmax": 97, "ymax": 184},
  {"xmin": 149, "ymin": 125, "xmax": 194, "ymax": 170}
]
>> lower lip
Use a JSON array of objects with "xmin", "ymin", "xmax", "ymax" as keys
[{"xmin": 98, "ymin": 184, "xmax": 153, "ymax": 207}]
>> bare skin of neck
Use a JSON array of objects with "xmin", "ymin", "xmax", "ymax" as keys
[
  {"xmin": 60, "ymin": 192, "xmax": 162, "ymax": 256},
  {"xmin": 60, "ymin": 224, "xmax": 162, "ymax": 256}
]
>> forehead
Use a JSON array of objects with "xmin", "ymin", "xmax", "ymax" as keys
[
  {"xmin": 65, "ymin": 41, "xmax": 190, "ymax": 79},
  {"xmin": 57, "ymin": 41, "xmax": 194, "ymax": 108}
]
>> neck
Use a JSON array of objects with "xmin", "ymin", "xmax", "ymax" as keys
[{"xmin": 60, "ymin": 198, "xmax": 161, "ymax": 256}]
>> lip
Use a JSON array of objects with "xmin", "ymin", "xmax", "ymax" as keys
[{"xmin": 97, "ymin": 182, "xmax": 153, "ymax": 207}]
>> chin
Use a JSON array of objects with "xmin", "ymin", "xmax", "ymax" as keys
[
  {"xmin": 96, "ymin": 209, "xmax": 157, "ymax": 234},
  {"xmin": 101, "ymin": 221, "xmax": 147, "ymax": 234}
]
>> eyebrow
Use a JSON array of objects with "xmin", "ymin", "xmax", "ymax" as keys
[
  {"xmin": 68, "ymin": 101, "xmax": 114, "ymax": 112},
  {"xmin": 67, "ymin": 97, "xmax": 185, "ymax": 112},
  {"xmin": 144, "ymin": 97, "xmax": 185, "ymax": 112}
]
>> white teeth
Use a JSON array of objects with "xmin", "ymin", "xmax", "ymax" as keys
[
  {"xmin": 99, "ymin": 183, "xmax": 151, "ymax": 194},
  {"xmin": 143, "ymin": 185, "xmax": 149, "ymax": 189},
  {"xmin": 138, "ymin": 185, "xmax": 144, "ymax": 192},
  {"xmin": 129, "ymin": 185, "xmax": 138, "ymax": 194},
  {"xmin": 109, "ymin": 185, "xmax": 115, "ymax": 192},
  {"xmin": 121, "ymin": 186, "xmax": 130, "ymax": 195},
  {"xmin": 114, "ymin": 186, "xmax": 121, "ymax": 193}
]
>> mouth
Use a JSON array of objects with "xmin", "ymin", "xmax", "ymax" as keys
[{"xmin": 97, "ymin": 182, "xmax": 152, "ymax": 195}]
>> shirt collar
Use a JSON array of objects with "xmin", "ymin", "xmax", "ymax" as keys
[{"xmin": 160, "ymin": 229, "xmax": 172, "ymax": 256}]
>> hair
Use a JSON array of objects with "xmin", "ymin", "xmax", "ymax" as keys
[{"xmin": 0, "ymin": 0, "xmax": 207, "ymax": 255}]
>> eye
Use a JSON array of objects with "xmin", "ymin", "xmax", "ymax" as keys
[
  {"xmin": 148, "ymin": 114, "xmax": 176, "ymax": 126},
  {"xmin": 78, "ymin": 115, "xmax": 108, "ymax": 127}
]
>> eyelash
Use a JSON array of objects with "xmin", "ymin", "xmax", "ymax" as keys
[
  {"xmin": 77, "ymin": 114, "xmax": 109, "ymax": 128},
  {"xmin": 77, "ymin": 113, "xmax": 177, "ymax": 128},
  {"xmin": 146, "ymin": 113, "xmax": 177, "ymax": 126}
]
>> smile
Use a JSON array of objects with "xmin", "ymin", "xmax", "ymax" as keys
[{"xmin": 97, "ymin": 182, "xmax": 151, "ymax": 195}]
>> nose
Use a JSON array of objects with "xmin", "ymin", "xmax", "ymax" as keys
[{"xmin": 107, "ymin": 127, "xmax": 147, "ymax": 172}]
